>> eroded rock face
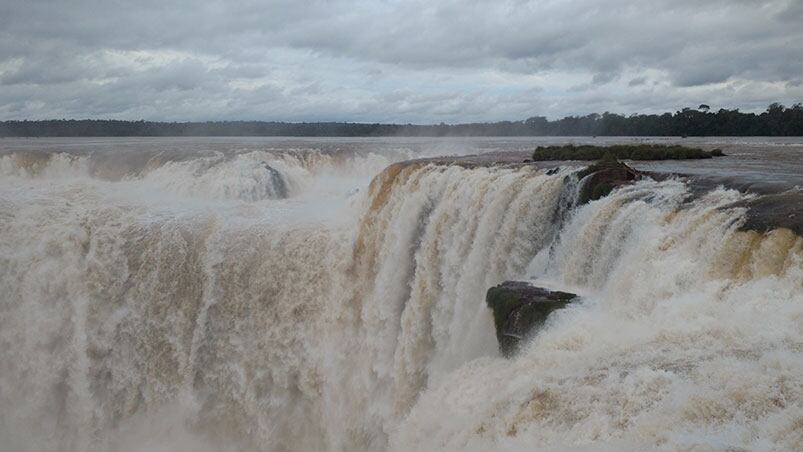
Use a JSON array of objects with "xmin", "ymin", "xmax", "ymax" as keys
[
  {"xmin": 576, "ymin": 157, "xmax": 643, "ymax": 205},
  {"xmin": 262, "ymin": 163, "xmax": 289, "ymax": 199},
  {"xmin": 486, "ymin": 281, "xmax": 577, "ymax": 357}
]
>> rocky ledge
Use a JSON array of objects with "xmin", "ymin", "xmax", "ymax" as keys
[
  {"xmin": 575, "ymin": 153, "xmax": 645, "ymax": 205},
  {"xmin": 486, "ymin": 281, "xmax": 577, "ymax": 357},
  {"xmin": 732, "ymin": 189, "xmax": 803, "ymax": 236},
  {"xmin": 531, "ymin": 144, "xmax": 725, "ymax": 161}
]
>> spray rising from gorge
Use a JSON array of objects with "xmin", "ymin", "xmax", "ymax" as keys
[{"xmin": 0, "ymin": 138, "xmax": 801, "ymax": 451}]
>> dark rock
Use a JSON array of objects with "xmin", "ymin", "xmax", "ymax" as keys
[
  {"xmin": 576, "ymin": 155, "xmax": 643, "ymax": 204},
  {"xmin": 261, "ymin": 163, "xmax": 289, "ymax": 198},
  {"xmin": 486, "ymin": 281, "xmax": 577, "ymax": 357},
  {"xmin": 531, "ymin": 144, "xmax": 724, "ymax": 161},
  {"xmin": 731, "ymin": 190, "xmax": 803, "ymax": 236}
]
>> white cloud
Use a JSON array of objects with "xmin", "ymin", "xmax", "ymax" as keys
[{"xmin": 0, "ymin": 0, "xmax": 800, "ymax": 121}]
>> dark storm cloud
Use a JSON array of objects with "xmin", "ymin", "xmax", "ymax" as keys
[{"xmin": 0, "ymin": 0, "xmax": 800, "ymax": 121}]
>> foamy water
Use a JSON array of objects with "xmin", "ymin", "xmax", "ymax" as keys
[{"xmin": 0, "ymin": 138, "xmax": 800, "ymax": 451}]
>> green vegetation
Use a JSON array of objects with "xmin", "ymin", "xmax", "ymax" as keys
[
  {"xmin": 532, "ymin": 144, "xmax": 725, "ymax": 161},
  {"xmin": 1, "ymin": 103, "xmax": 800, "ymax": 137}
]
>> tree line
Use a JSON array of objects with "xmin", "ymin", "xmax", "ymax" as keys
[{"xmin": 1, "ymin": 103, "xmax": 800, "ymax": 137}]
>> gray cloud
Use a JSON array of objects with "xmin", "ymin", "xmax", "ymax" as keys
[{"xmin": 0, "ymin": 0, "xmax": 801, "ymax": 121}]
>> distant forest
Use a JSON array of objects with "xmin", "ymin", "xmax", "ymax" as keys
[{"xmin": 1, "ymin": 103, "xmax": 801, "ymax": 137}]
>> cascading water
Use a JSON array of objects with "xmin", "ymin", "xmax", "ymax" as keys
[
  {"xmin": 393, "ymin": 180, "xmax": 802, "ymax": 451},
  {"xmin": 0, "ymin": 142, "xmax": 800, "ymax": 451}
]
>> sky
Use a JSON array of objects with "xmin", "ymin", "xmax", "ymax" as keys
[{"xmin": 0, "ymin": 0, "xmax": 801, "ymax": 123}]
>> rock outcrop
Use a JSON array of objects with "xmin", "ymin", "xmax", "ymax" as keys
[
  {"xmin": 486, "ymin": 281, "xmax": 577, "ymax": 357},
  {"xmin": 531, "ymin": 144, "xmax": 725, "ymax": 161},
  {"xmin": 262, "ymin": 162, "xmax": 289, "ymax": 198},
  {"xmin": 576, "ymin": 154, "xmax": 643, "ymax": 204},
  {"xmin": 733, "ymin": 189, "xmax": 803, "ymax": 236}
]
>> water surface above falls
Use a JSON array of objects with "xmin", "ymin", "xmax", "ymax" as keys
[
  {"xmin": 2, "ymin": 135, "xmax": 802, "ymax": 190},
  {"xmin": 0, "ymin": 136, "xmax": 801, "ymax": 451}
]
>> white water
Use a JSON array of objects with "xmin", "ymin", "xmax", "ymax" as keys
[{"xmin": 0, "ymin": 143, "xmax": 800, "ymax": 451}]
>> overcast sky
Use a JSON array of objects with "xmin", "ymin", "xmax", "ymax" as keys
[{"xmin": 1, "ymin": 0, "xmax": 801, "ymax": 122}]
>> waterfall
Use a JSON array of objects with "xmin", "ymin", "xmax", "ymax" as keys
[{"xmin": 0, "ymin": 149, "xmax": 800, "ymax": 451}]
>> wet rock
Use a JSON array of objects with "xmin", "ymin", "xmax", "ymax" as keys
[
  {"xmin": 486, "ymin": 281, "xmax": 577, "ymax": 357},
  {"xmin": 532, "ymin": 144, "xmax": 725, "ymax": 161},
  {"xmin": 732, "ymin": 190, "xmax": 803, "ymax": 236},
  {"xmin": 262, "ymin": 163, "xmax": 289, "ymax": 198},
  {"xmin": 576, "ymin": 154, "xmax": 643, "ymax": 204}
]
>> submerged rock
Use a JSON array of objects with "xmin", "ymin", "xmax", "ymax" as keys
[
  {"xmin": 576, "ymin": 154, "xmax": 643, "ymax": 204},
  {"xmin": 486, "ymin": 281, "xmax": 577, "ymax": 357}
]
